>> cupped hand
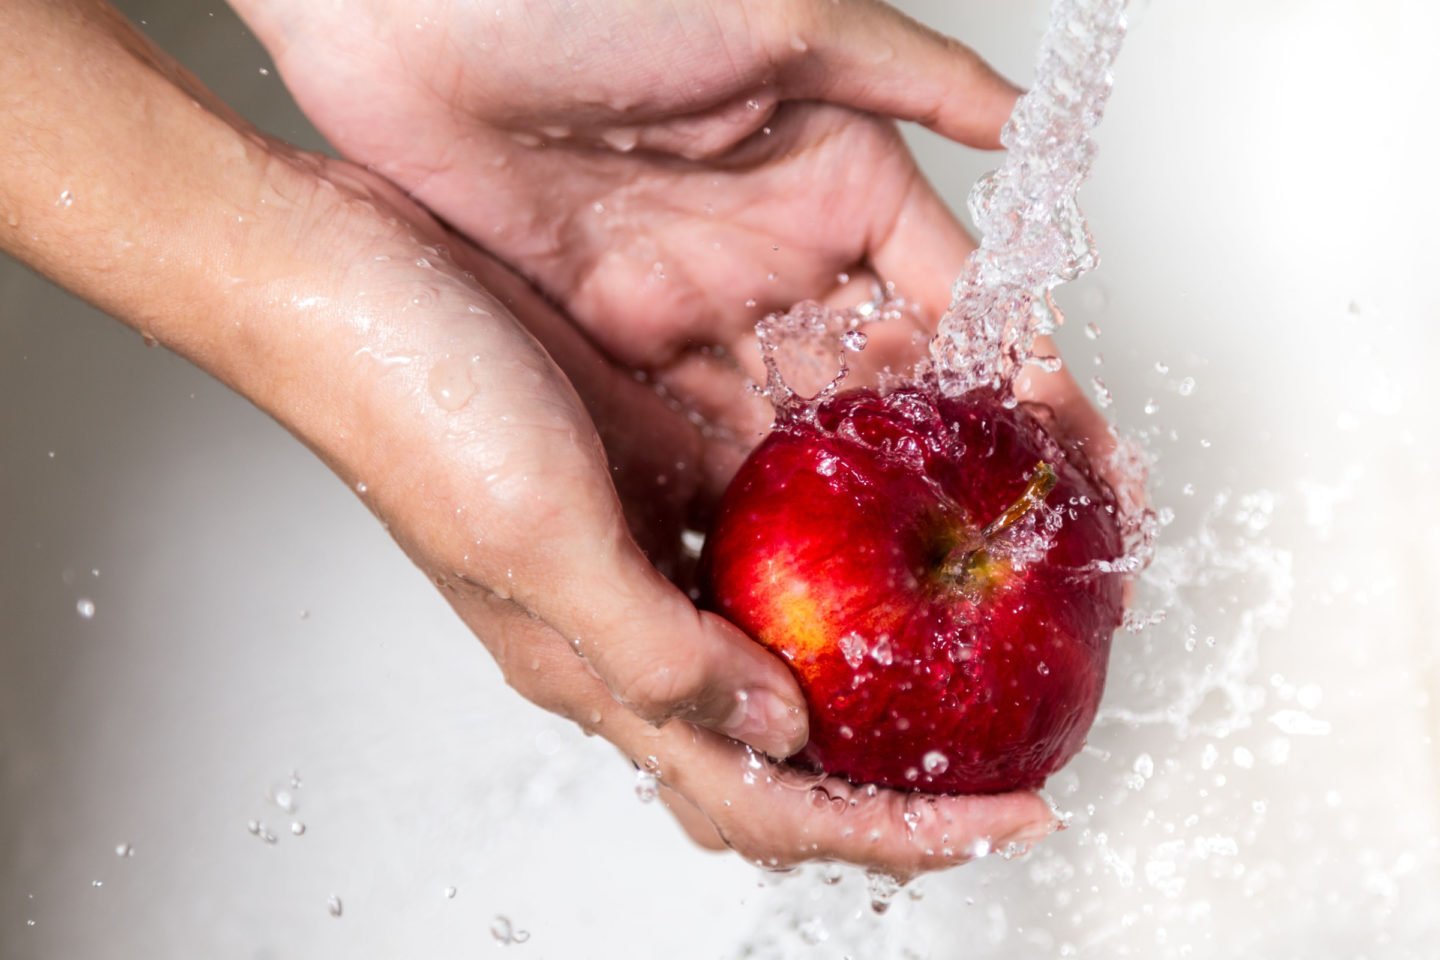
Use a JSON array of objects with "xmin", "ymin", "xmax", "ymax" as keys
[
  {"xmin": 233, "ymin": 0, "xmax": 1113, "ymax": 474},
  {"xmin": 235, "ymin": 6, "xmax": 1001, "ymax": 359},
  {"xmin": 262, "ymin": 153, "xmax": 1060, "ymax": 872}
]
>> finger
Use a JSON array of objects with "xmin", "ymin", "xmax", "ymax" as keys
[
  {"xmin": 1015, "ymin": 333, "xmax": 1119, "ymax": 467},
  {"xmin": 868, "ymin": 169, "xmax": 977, "ymax": 322},
  {"xmin": 461, "ymin": 249, "xmax": 808, "ymax": 758},
  {"xmin": 465, "ymin": 597, "xmax": 1057, "ymax": 874},
  {"xmin": 521, "ymin": 499, "xmax": 808, "ymax": 758},
  {"xmin": 776, "ymin": 0, "xmax": 1021, "ymax": 149},
  {"xmin": 658, "ymin": 783, "xmax": 728, "ymax": 852},
  {"xmin": 657, "ymin": 726, "xmax": 1058, "ymax": 875}
]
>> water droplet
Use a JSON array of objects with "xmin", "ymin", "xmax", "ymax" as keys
[
  {"xmin": 355, "ymin": 481, "xmax": 368, "ymax": 495},
  {"xmin": 601, "ymin": 127, "xmax": 638, "ymax": 152},
  {"xmin": 1133, "ymin": 753, "xmax": 1154, "ymax": 778},
  {"xmin": 91, "ymin": 880, "xmax": 103, "ymax": 888},
  {"xmin": 865, "ymin": 871, "xmax": 902, "ymax": 914},
  {"xmin": 1177, "ymin": 376, "xmax": 1196, "ymax": 396},
  {"xmin": 1084, "ymin": 321, "xmax": 1101, "ymax": 339},
  {"xmin": 258, "ymin": 66, "xmax": 270, "ymax": 76},
  {"xmin": 797, "ymin": 916, "xmax": 828, "ymax": 944},
  {"xmin": 1143, "ymin": 398, "xmax": 1159, "ymax": 415},
  {"xmin": 327, "ymin": 894, "xmax": 343, "ymax": 918},
  {"xmin": 56, "ymin": 189, "xmax": 74, "ymax": 208},
  {"xmin": 114, "ymin": 843, "xmax": 133, "ymax": 858},
  {"xmin": 1036, "ymin": 661, "xmax": 1051, "ymax": 676},
  {"xmin": 745, "ymin": 98, "xmax": 762, "ymax": 111},
  {"xmin": 443, "ymin": 886, "xmax": 457, "ymax": 899},
  {"xmin": 634, "ymin": 769, "xmax": 658, "ymax": 803},
  {"xmin": 290, "ymin": 822, "xmax": 306, "ymax": 836},
  {"xmin": 1090, "ymin": 377, "xmax": 1112, "ymax": 408},
  {"xmin": 680, "ymin": 529, "xmax": 706, "ymax": 555},
  {"xmin": 247, "ymin": 819, "xmax": 277, "ymax": 844},
  {"xmin": 76, "ymin": 598, "xmax": 95, "ymax": 619},
  {"xmin": 840, "ymin": 329, "xmax": 868, "ymax": 352},
  {"xmin": 744, "ymin": 298, "xmax": 757, "ymax": 308},
  {"xmin": 1154, "ymin": 360, "xmax": 1170, "ymax": 374},
  {"xmin": 838, "ymin": 633, "xmax": 865, "ymax": 668},
  {"xmin": 922, "ymin": 750, "xmax": 950, "ymax": 775},
  {"xmin": 490, "ymin": 915, "xmax": 530, "ymax": 945}
]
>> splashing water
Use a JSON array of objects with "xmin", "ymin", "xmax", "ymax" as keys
[
  {"xmin": 757, "ymin": 0, "xmax": 1129, "ymax": 416},
  {"xmin": 757, "ymin": 296, "xmax": 921, "ymax": 422},
  {"xmin": 754, "ymin": 0, "xmax": 1151, "ymax": 566},
  {"xmin": 929, "ymin": 0, "xmax": 1127, "ymax": 399},
  {"xmin": 760, "ymin": 0, "xmax": 1128, "ymax": 405}
]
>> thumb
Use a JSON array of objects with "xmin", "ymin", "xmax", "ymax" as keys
[
  {"xmin": 456, "ymin": 246, "xmax": 809, "ymax": 760},
  {"xmin": 527, "ymin": 503, "xmax": 810, "ymax": 759},
  {"xmin": 776, "ymin": 0, "xmax": 1021, "ymax": 149}
]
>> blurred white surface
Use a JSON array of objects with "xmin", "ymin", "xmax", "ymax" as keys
[{"xmin": 2, "ymin": 1, "xmax": 1438, "ymax": 957}]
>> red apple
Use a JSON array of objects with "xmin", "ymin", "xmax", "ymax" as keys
[{"xmin": 700, "ymin": 384, "xmax": 1124, "ymax": 794}]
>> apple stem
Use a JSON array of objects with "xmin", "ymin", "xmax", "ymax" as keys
[
  {"xmin": 942, "ymin": 461, "xmax": 1057, "ymax": 584},
  {"xmin": 981, "ymin": 461, "xmax": 1058, "ymax": 541}
]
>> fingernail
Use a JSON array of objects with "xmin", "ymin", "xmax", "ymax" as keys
[{"xmin": 721, "ymin": 689, "xmax": 808, "ymax": 758}]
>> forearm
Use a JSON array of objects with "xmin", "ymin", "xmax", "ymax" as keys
[
  {"xmin": 0, "ymin": 1, "xmax": 443, "ymax": 480},
  {"xmin": 2, "ymin": 2, "xmax": 274, "ymax": 343}
]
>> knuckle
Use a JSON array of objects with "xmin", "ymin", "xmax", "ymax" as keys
[{"xmin": 613, "ymin": 653, "xmax": 710, "ymax": 723}]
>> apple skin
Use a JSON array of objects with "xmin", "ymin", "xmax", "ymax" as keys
[{"xmin": 700, "ymin": 385, "xmax": 1125, "ymax": 794}]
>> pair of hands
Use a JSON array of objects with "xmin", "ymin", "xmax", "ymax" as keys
[{"xmin": 224, "ymin": 0, "xmax": 1107, "ymax": 871}]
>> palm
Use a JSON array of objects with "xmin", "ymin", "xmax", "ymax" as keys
[
  {"xmin": 508, "ymin": 105, "xmax": 945, "ymax": 483},
  {"xmin": 460, "ymin": 106, "xmax": 926, "ymax": 356}
]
